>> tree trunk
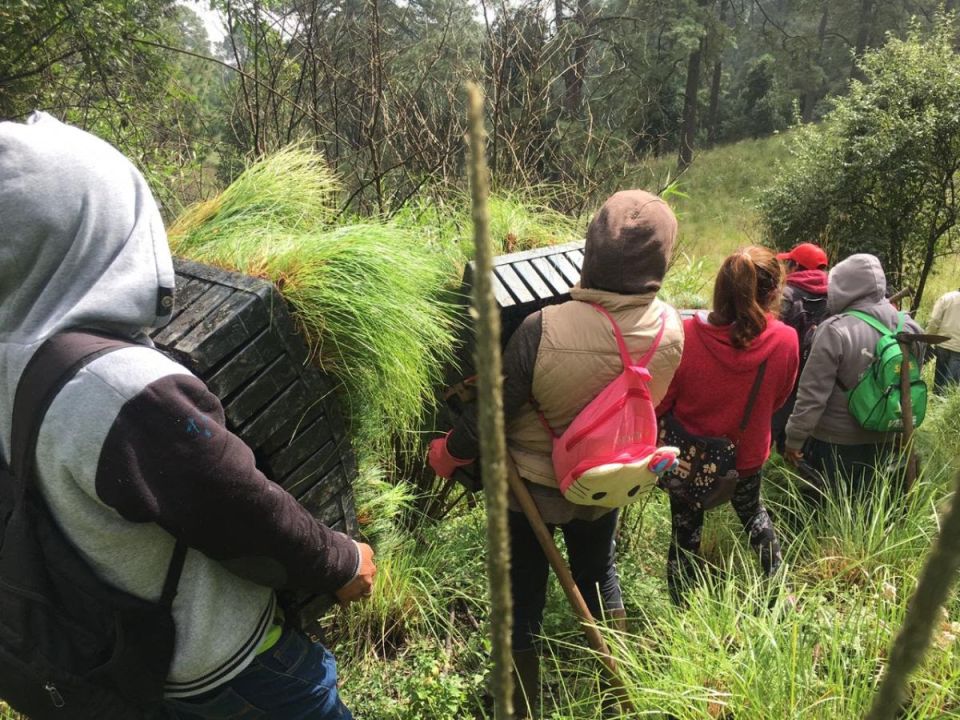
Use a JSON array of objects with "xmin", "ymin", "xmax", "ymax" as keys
[
  {"xmin": 562, "ymin": 0, "xmax": 591, "ymax": 116},
  {"xmin": 367, "ymin": 0, "xmax": 385, "ymax": 214},
  {"xmin": 705, "ymin": 0, "xmax": 727, "ymax": 144},
  {"xmin": 851, "ymin": 0, "xmax": 875, "ymax": 81},
  {"xmin": 706, "ymin": 56, "xmax": 721, "ymax": 145},
  {"xmin": 678, "ymin": 35, "xmax": 704, "ymax": 171},
  {"xmin": 802, "ymin": 1, "xmax": 829, "ymax": 123}
]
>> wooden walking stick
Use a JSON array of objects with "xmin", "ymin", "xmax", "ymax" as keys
[
  {"xmin": 895, "ymin": 331, "xmax": 948, "ymax": 490},
  {"xmin": 505, "ymin": 456, "xmax": 636, "ymax": 714}
]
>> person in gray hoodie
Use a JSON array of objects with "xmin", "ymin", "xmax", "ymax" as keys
[
  {"xmin": 784, "ymin": 254, "xmax": 922, "ymax": 500},
  {"xmin": 0, "ymin": 113, "xmax": 374, "ymax": 718}
]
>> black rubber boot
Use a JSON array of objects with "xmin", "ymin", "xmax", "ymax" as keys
[{"xmin": 511, "ymin": 648, "xmax": 540, "ymax": 720}]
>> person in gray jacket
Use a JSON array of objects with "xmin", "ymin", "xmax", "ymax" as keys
[
  {"xmin": 783, "ymin": 254, "xmax": 922, "ymax": 501},
  {"xmin": 1, "ymin": 113, "xmax": 374, "ymax": 718}
]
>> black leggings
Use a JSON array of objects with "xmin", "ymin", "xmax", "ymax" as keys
[
  {"xmin": 667, "ymin": 472, "xmax": 782, "ymax": 604},
  {"xmin": 509, "ymin": 509, "xmax": 623, "ymax": 651}
]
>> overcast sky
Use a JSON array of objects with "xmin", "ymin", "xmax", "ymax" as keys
[{"xmin": 183, "ymin": 1, "xmax": 226, "ymax": 47}]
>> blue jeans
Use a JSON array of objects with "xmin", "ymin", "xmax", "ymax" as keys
[
  {"xmin": 163, "ymin": 627, "xmax": 352, "ymax": 720},
  {"xmin": 934, "ymin": 348, "xmax": 960, "ymax": 394},
  {"xmin": 509, "ymin": 509, "xmax": 623, "ymax": 651}
]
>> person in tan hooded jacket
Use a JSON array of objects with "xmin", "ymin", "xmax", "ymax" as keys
[{"xmin": 428, "ymin": 190, "xmax": 684, "ymax": 717}]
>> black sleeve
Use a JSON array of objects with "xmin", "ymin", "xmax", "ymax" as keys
[
  {"xmin": 94, "ymin": 374, "xmax": 359, "ymax": 594},
  {"xmin": 446, "ymin": 310, "xmax": 543, "ymax": 460}
]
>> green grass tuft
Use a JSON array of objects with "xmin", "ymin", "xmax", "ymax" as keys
[{"xmin": 169, "ymin": 149, "xmax": 462, "ymax": 454}]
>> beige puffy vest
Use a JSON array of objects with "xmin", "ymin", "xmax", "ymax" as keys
[{"xmin": 507, "ymin": 286, "xmax": 684, "ymax": 487}]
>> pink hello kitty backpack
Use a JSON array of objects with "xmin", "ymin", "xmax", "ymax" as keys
[{"xmin": 537, "ymin": 304, "xmax": 679, "ymax": 508}]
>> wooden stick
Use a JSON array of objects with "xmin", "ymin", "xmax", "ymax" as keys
[
  {"xmin": 898, "ymin": 340, "xmax": 918, "ymax": 491},
  {"xmin": 467, "ymin": 81, "xmax": 514, "ymax": 720},
  {"xmin": 505, "ymin": 456, "xmax": 635, "ymax": 714}
]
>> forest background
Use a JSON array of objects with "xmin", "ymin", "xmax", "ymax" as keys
[
  {"xmin": 4, "ymin": 1, "xmax": 960, "ymax": 718},
  {"xmin": 6, "ymin": 0, "xmax": 952, "ymax": 218}
]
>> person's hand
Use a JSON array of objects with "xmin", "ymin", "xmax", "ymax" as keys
[
  {"xmin": 784, "ymin": 448, "xmax": 803, "ymax": 467},
  {"xmin": 335, "ymin": 542, "xmax": 376, "ymax": 606},
  {"xmin": 427, "ymin": 433, "xmax": 473, "ymax": 479}
]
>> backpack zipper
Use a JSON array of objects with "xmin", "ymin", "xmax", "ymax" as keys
[{"xmin": 45, "ymin": 681, "xmax": 65, "ymax": 708}]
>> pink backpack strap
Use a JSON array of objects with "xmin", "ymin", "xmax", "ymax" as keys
[
  {"xmin": 590, "ymin": 303, "xmax": 667, "ymax": 370},
  {"xmin": 534, "ymin": 304, "xmax": 668, "ymax": 438}
]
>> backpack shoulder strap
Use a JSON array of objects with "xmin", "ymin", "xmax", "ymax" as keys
[
  {"xmin": 11, "ymin": 331, "xmax": 137, "ymax": 480},
  {"xmin": 10, "ymin": 329, "xmax": 187, "ymax": 609},
  {"xmin": 738, "ymin": 359, "xmax": 768, "ymax": 434},
  {"xmin": 844, "ymin": 310, "xmax": 893, "ymax": 338},
  {"xmin": 589, "ymin": 303, "xmax": 667, "ymax": 370}
]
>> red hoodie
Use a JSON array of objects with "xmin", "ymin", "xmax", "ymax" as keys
[
  {"xmin": 787, "ymin": 268, "xmax": 829, "ymax": 295},
  {"xmin": 656, "ymin": 313, "xmax": 799, "ymax": 474}
]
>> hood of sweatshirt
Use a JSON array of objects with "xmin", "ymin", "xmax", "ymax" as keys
[
  {"xmin": 579, "ymin": 190, "xmax": 676, "ymax": 294},
  {"xmin": 689, "ymin": 311, "xmax": 786, "ymax": 371},
  {"xmin": 787, "ymin": 268, "xmax": 829, "ymax": 295},
  {"xmin": 826, "ymin": 253, "xmax": 886, "ymax": 315},
  {"xmin": 0, "ymin": 112, "xmax": 174, "ymax": 455}
]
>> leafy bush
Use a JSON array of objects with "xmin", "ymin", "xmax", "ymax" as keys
[
  {"xmin": 759, "ymin": 15, "xmax": 960, "ymax": 309},
  {"xmin": 661, "ymin": 252, "xmax": 711, "ymax": 309}
]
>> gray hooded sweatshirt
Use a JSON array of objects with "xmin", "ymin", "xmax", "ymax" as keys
[
  {"xmin": 0, "ymin": 114, "xmax": 358, "ymax": 697},
  {"xmin": 785, "ymin": 253, "xmax": 921, "ymax": 449}
]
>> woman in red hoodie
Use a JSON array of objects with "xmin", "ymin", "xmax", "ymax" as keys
[{"xmin": 656, "ymin": 246, "xmax": 798, "ymax": 604}]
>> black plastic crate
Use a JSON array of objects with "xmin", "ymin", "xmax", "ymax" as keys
[
  {"xmin": 447, "ymin": 241, "xmax": 585, "ymax": 387},
  {"xmin": 461, "ymin": 241, "xmax": 584, "ymax": 349},
  {"xmin": 151, "ymin": 258, "xmax": 358, "ymax": 620}
]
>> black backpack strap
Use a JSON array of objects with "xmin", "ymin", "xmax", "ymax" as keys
[
  {"xmin": 9, "ymin": 329, "xmax": 187, "ymax": 607},
  {"xmin": 160, "ymin": 541, "xmax": 188, "ymax": 609},
  {"xmin": 738, "ymin": 360, "xmax": 768, "ymax": 434},
  {"xmin": 11, "ymin": 331, "xmax": 136, "ymax": 481}
]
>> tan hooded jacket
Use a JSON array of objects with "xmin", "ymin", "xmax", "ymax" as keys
[{"xmin": 448, "ymin": 190, "xmax": 684, "ymax": 522}]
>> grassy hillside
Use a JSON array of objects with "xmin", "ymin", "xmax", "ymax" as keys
[
  {"xmin": 330, "ymin": 135, "xmax": 960, "ymax": 719},
  {"xmin": 335, "ymin": 392, "xmax": 960, "ymax": 720},
  {"xmin": 631, "ymin": 134, "xmax": 793, "ymax": 264},
  {"xmin": 632, "ymin": 132, "xmax": 956, "ymax": 321}
]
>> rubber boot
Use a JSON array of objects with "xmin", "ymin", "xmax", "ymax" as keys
[
  {"xmin": 511, "ymin": 649, "xmax": 540, "ymax": 720},
  {"xmin": 609, "ymin": 607, "xmax": 627, "ymax": 633}
]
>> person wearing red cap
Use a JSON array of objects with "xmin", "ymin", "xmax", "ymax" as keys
[
  {"xmin": 776, "ymin": 242, "xmax": 829, "ymax": 275},
  {"xmin": 770, "ymin": 243, "xmax": 830, "ymax": 453}
]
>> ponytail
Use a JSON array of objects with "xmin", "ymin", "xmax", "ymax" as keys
[{"xmin": 709, "ymin": 246, "xmax": 781, "ymax": 349}]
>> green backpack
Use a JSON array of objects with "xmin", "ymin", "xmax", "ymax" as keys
[{"xmin": 843, "ymin": 310, "xmax": 927, "ymax": 432}]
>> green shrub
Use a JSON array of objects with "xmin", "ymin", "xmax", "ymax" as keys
[{"xmin": 759, "ymin": 15, "xmax": 960, "ymax": 309}]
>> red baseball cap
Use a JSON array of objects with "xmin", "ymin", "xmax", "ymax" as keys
[{"xmin": 776, "ymin": 243, "xmax": 828, "ymax": 270}]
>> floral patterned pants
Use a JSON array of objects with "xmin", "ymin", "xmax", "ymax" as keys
[{"xmin": 667, "ymin": 472, "xmax": 782, "ymax": 604}]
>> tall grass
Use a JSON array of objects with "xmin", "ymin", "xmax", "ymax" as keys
[
  {"xmin": 330, "ymin": 386, "xmax": 960, "ymax": 720},
  {"xmin": 392, "ymin": 186, "xmax": 586, "ymax": 266},
  {"xmin": 630, "ymin": 134, "xmax": 793, "ymax": 265},
  {"xmin": 168, "ymin": 149, "xmax": 461, "ymax": 453}
]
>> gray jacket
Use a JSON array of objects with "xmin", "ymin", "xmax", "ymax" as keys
[
  {"xmin": 0, "ymin": 113, "xmax": 358, "ymax": 697},
  {"xmin": 785, "ymin": 254, "xmax": 922, "ymax": 449}
]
